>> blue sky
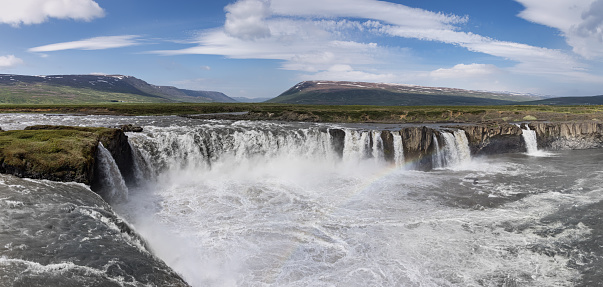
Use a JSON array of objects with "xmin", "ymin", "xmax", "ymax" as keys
[{"xmin": 1, "ymin": 0, "xmax": 602, "ymax": 99}]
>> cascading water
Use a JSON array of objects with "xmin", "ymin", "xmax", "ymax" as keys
[
  {"xmin": 454, "ymin": 130, "xmax": 472, "ymax": 164},
  {"xmin": 521, "ymin": 125, "xmax": 540, "ymax": 155},
  {"xmin": 342, "ymin": 129, "xmax": 371, "ymax": 163},
  {"xmin": 371, "ymin": 130, "xmax": 384, "ymax": 163},
  {"xmin": 435, "ymin": 130, "xmax": 472, "ymax": 169},
  {"xmin": 432, "ymin": 134, "xmax": 444, "ymax": 168},
  {"xmin": 392, "ymin": 132, "xmax": 404, "ymax": 167},
  {"xmin": 95, "ymin": 143, "xmax": 129, "ymax": 203}
]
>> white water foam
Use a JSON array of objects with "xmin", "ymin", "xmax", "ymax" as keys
[{"xmin": 96, "ymin": 143, "xmax": 129, "ymax": 203}]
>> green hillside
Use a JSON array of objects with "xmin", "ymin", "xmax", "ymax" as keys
[
  {"xmin": 268, "ymin": 81, "xmax": 544, "ymax": 106},
  {"xmin": 0, "ymin": 74, "xmax": 236, "ymax": 104},
  {"xmin": 0, "ymin": 83, "xmax": 170, "ymax": 104}
]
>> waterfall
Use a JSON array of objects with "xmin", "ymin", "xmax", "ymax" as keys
[
  {"xmin": 392, "ymin": 132, "xmax": 405, "ymax": 167},
  {"xmin": 128, "ymin": 125, "xmax": 409, "ymax": 176},
  {"xmin": 437, "ymin": 130, "xmax": 472, "ymax": 168},
  {"xmin": 128, "ymin": 140, "xmax": 151, "ymax": 185},
  {"xmin": 432, "ymin": 134, "xmax": 444, "ymax": 169},
  {"xmin": 454, "ymin": 130, "xmax": 472, "ymax": 164},
  {"xmin": 342, "ymin": 130, "xmax": 371, "ymax": 163},
  {"xmin": 371, "ymin": 131, "xmax": 384, "ymax": 162},
  {"xmin": 129, "ymin": 126, "xmax": 345, "ymax": 175},
  {"xmin": 96, "ymin": 143, "xmax": 129, "ymax": 203},
  {"xmin": 521, "ymin": 125, "xmax": 539, "ymax": 155}
]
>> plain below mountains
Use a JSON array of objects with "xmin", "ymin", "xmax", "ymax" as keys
[
  {"xmin": 267, "ymin": 81, "xmax": 547, "ymax": 106},
  {"xmin": 0, "ymin": 74, "xmax": 236, "ymax": 104}
]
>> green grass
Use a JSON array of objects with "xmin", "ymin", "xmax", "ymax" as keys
[
  {"xmin": 0, "ymin": 126, "xmax": 117, "ymax": 183},
  {"xmin": 0, "ymin": 83, "xmax": 172, "ymax": 104}
]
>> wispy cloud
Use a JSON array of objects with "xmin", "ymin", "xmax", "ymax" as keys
[
  {"xmin": 28, "ymin": 35, "xmax": 142, "ymax": 52},
  {"xmin": 0, "ymin": 0, "xmax": 104, "ymax": 26},
  {"xmin": 430, "ymin": 64, "xmax": 502, "ymax": 79},
  {"xmin": 0, "ymin": 55, "xmax": 24, "ymax": 69},
  {"xmin": 515, "ymin": 0, "xmax": 603, "ymax": 60},
  {"xmin": 302, "ymin": 64, "xmax": 397, "ymax": 82}
]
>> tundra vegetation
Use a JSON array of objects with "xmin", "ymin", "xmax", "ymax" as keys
[
  {"xmin": 1, "ymin": 103, "xmax": 603, "ymax": 123},
  {"xmin": 0, "ymin": 126, "xmax": 119, "ymax": 184}
]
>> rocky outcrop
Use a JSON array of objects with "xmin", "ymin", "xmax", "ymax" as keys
[
  {"xmin": 94, "ymin": 127, "xmax": 137, "ymax": 188},
  {"xmin": 329, "ymin": 129, "xmax": 346, "ymax": 158},
  {"xmin": 530, "ymin": 122, "xmax": 603, "ymax": 150},
  {"xmin": 358, "ymin": 122, "xmax": 603, "ymax": 169},
  {"xmin": 400, "ymin": 127, "xmax": 438, "ymax": 170},
  {"xmin": 0, "ymin": 125, "xmax": 136, "ymax": 188},
  {"xmin": 457, "ymin": 123, "xmax": 525, "ymax": 155}
]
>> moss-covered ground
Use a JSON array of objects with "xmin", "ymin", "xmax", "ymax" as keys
[{"xmin": 0, "ymin": 126, "xmax": 117, "ymax": 183}]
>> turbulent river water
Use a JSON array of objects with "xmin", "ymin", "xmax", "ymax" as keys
[{"xmin": 2, "ymin": 114, "xmax": 603, "ymax": 287}]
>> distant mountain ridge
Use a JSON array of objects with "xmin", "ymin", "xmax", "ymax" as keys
[
  {"xmin": 0, "ymin": 74, "xmax": 236, "ymax": 104},
  {"xmin": 521, "ymin": 95, "xmax": 603, "ymax": 105},
  {"xmin": 268, "ymin": 81, "xmax": 546, "ymax": 106}
]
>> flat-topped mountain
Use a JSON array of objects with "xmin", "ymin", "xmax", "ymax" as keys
[
  {"xmin": 268, "ymin": 81, "xmax": 545, "ymax": 106},
  {"xmin": 0, "ymin": 74, "xmax": 236, "ymax": 104}
]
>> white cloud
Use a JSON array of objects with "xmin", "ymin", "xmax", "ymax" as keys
[
  {"xmin": 270, "ymin": 0, "xmax": 466, "ymax": 29},
  {"xmin": 373, "ymin": 22, "xmax": 590, "ymax": 80},
  {"xmin": 430, "ymin": 64, "xmax": 501, "ymax": 79},
  {"xmin": 0, "ymin": 55, "xmax": 24, "ymax": 69},
  {"xmin": 0, "ymin": 0, "xmax": 104, "ymax": 26},
  {"xmin": 154, "ymin": 19, "xmax": 383, "ymax": 72},
  {"xmin": 515, "ymin": 0, "xmax": 603, "ymax": 59},
  {"xmin": 29, "ymin": 35, "xmax": 142, "ymax": 52},
  {"xmin": 303, "ymin": 64, "xmax": 397, "ymax": 82},
  {"xmin": 224, "ymin": 0, "xmax": 271, "ymax": 40}
]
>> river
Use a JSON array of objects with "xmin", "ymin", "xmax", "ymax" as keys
[{"xmin": 1, "ymin": 114, "xmax": 603, "ymax": 286}]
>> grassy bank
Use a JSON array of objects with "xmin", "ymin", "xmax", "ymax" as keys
[
  {"xmin": 0, "ymin": 126, "xmax": 117, "ymax": 183},
  {"xmin": 1, "ymin": 103, "xmax": 603, "ymax": 123}
]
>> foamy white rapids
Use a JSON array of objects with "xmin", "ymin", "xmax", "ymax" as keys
[
  {"xmin": 433, "ymin": 130, "xmax": 471, "ymax": 169},
  {"xmin": 116, "ymin": 122, "xmax": 599, "ymax": 287}
]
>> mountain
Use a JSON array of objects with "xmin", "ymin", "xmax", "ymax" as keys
[
  {"xmin": 0, "ymin": 74, "xmax": 236, "ymax": 104},
  {"xmin": 521, "ymin": 95, "xmax": 603, "ymax": 105},
  {"xmin": 267, "ymin": 81, "xmax": 545, "ymax": 106}
]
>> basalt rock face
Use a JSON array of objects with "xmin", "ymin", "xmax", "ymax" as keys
[
  {"xmin": 329, "ymin": 129, "xmax": 346, "ymax": 158},
  {"xmin": 401, "ymin": 127, "xmax": 437, "ymax": 170},
  {"xmin": 530, "ymin": 122, "xmax": 603, "ymax": 150},
  {"xmin": 457, "ymin": 124, "xmax": 525, "ymax": 155},
  {"xmin": 381, "ymin": 131, "xmax": 396, "ymax": 163}
]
